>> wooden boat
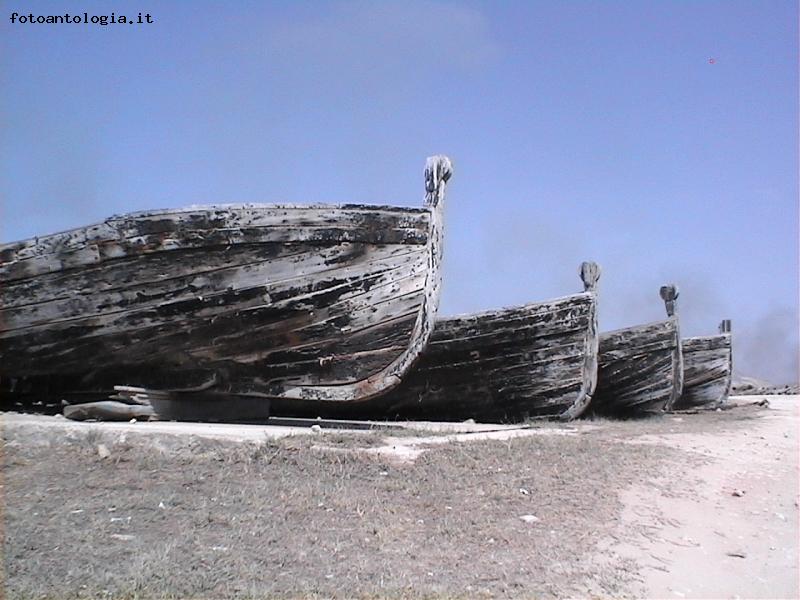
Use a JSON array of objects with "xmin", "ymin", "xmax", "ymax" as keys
[
  {"xmin": 0, "ymin": 156, "xmax": 453, "ymax": 410},
  {"xmin": 673, "ymin": 320, "xmax": 732, "ymax": 409},
  {"xmin": 294, "ymin": 262, "xmax": 602, "ymax": 422},
  {"xmin": 590, "ymin": 285, "xmax": 684, "ymax": 415}
]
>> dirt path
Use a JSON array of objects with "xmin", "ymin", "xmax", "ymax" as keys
[
  {"xmin": 2, "ymin": 396, "xmax": 797, "ymax": 599},
  {"xmin": 611, "ymin": 396, "xmax": 799, "ymax": 599}
]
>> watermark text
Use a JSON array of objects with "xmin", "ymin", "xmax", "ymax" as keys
[{"xmin": 9, "ymin": 12, "xmax": 154, "ymax": 26}]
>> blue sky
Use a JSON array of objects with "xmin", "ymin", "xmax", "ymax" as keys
[{"xmin": 2, "ymin": 0, "xmax": 797, "ymax": 382}]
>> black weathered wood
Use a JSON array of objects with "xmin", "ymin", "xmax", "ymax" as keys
[
  {"xmin": 269, "ymin": 262, "xmax": 602, "ymax": 422},
  {"xmin": 591, "ymin": 284, "xmax": 684, "ymax": 415},
  {"xmin": 674, "ymin": 320, "xmax": 732, "ymax": 408},
  {"xmin": 0, "ymin": 157, "xmax": 453, "ymax": 405}
]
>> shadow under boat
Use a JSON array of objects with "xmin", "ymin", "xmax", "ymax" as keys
[{"xmin": 589, "ymin": 284, "xmax": 684, "ymax": 416}]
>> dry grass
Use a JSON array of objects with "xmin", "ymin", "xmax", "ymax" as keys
[{"xmin": 2, "ymin": 405, "xmax": 767, "ymax": 599}]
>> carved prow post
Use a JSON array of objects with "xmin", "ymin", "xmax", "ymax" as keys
[
  {"xmin": 424, "ymin": 155, "xmax": 453, "ymax": 207},
  {"xmin": 561, "ymin": 260, "xmax": 602, "ymax": 420},
  {"xmin": 718, "ymin": 319, "xmax": 733, "ymax": 405},
  {"xmin": 659, "ymin": 284, "xmax": 683, "ymax": 410},
  {"xmin": 660, "ymin": 284, "xmax": 679, "ymax": 317},
  {"xmin": 385, "ymin": 156, "xmax": 452, "ymax": 384},
  {"xmin": 580, "ymin": 261, "xmax": 601, "ymax": 292}
]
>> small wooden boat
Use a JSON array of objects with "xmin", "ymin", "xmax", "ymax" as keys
[
  {"xmin": 673, "ymin": 320, "xmax": 732, "ymax": 409},
  {"xmin": 0, "ymin": 156, "xmax": 453, "ymax": 408},
  {"xmin": 591, "ymin": 285, "xmax": 683, "ymax": 415},
  {"xmin": 61, "ymin": 387, "xmax": 270, "ymax": 423},
  {"xmin": 298, "ymin": 262, "xmax": 601, "ymax": 422}
]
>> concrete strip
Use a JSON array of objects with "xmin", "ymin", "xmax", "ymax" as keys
[{"xmin": 0, "ymin": 411, "xmax": 585, "ymax": 445}]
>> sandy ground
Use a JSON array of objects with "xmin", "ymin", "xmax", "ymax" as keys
[
  {"xmin": 2, "ymin": 395, "xmax": 798, "ymax": 599},
  {"xmin": 611, "ymin": 396, "xmax": 799, "ymax": 599}
]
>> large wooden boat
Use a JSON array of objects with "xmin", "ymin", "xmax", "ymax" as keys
[
  {"xmin": 295, "ymin": 262, "xmax": 602, "ymax": 422},
  {"xmin": 0, "ymin": 156, "xmax": 453, "ymax": 408},
  {"xmin": 673, "ymin": 320, "xmax": 732, "ymax": 409},
  {"xmin": 590, "ymin": 285, "xmax": 684, "ymax": 415}
]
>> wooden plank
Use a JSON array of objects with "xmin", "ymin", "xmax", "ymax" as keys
[
  {"xmin": 63, "ymin": 401, "xmax": 156, "ymax": 421},
  {"xmin": 0, "ymin": 226, "xmax": 429, "ymax": 282},
  {"xmin": 2, "ymin": 245, "xmax": 425, "ymax": 344},
  {"xmin": 1, "ymin": 241, "xmax": 424, "ymax": 310},
  {"xmin": 1, "ymin": 205, "xmax": 430, "ymax": 261},
  {"xmin": 1, "ymin": 243, "xmax": 425, "ymax": 330},
  {"xmin": 681, "ymin": 335, "xmax": 732, "ymax": 353}
]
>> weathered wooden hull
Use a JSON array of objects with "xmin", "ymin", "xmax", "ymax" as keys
[
  {"xmin": 674, "ymin": 334, "xmax": 732, "ymax": 408},
  {"xmin": 268, "ymin": 262, "xmax": 601, "ymax": 423},
  {"xmin": 0, "ymin": 157, "xmax": 453, "ymax": 406},
  {"xmin": 592, "ymin": 317, "xmax": 684, "ymax": 414},
  {"xmin": 370, "ymin": 291, "xmax": 599, "ymax": 422},
  {"xmin": 94, "ymin": 283, "xmax": 600, "ymax": 423}
]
